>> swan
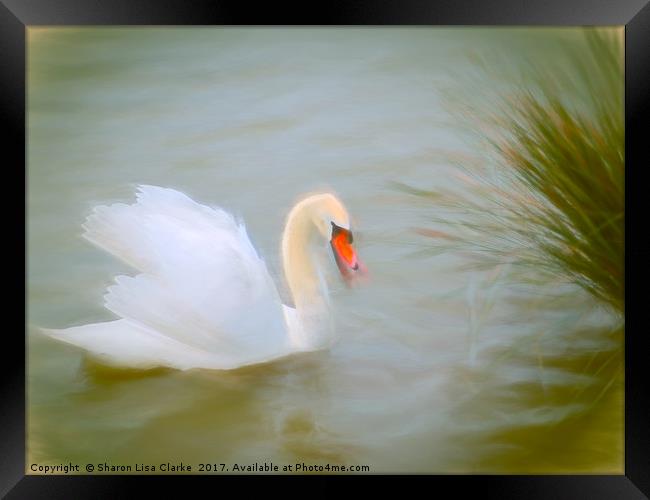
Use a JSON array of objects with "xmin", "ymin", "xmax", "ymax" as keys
[{"xmin": 41, "ymin": 185, "xmax": 367, "ymax": 371}]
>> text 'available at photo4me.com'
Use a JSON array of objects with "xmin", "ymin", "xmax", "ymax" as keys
[{"xmin": 29, "ymin": 461, "xmax": 372, "ymax": 474}]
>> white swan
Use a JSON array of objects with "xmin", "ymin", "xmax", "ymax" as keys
[{"xmin": 41, "ymin": 185, "xmax": 366, "ymax": 370}]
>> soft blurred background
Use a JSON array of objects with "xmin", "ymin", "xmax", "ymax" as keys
[{"xmin": 27, "ymin": 27, "xmax": 623, "ymax": 473}]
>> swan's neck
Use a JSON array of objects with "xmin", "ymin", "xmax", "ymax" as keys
[
  {"xmin": 281, "ymin": 200, "xmax": 332, "ymax": 349},
  {"xmin": 282, "ymin": 205, "xmax": 330, "ymax": 311}
]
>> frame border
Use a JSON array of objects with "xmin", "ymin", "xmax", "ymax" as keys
[{"xmin": 5, "ymin": 0, "xmax": 649, "ymax": 497}]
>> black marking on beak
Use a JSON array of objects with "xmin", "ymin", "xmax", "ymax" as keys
[{"xmin": 331, "ymin": 221, "xmax": 353, "ymax": 243}]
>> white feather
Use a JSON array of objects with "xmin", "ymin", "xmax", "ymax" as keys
[
  {"xmin": 41, "ymin": 186, "xmax": 359, "ymax": 370},
  {"xmin": 46, "ymin": 185, "xmax": 293, "ymax": 370}
]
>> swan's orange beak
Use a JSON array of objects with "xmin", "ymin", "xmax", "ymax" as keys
[{"xmin": 330, "ymin": 223, "xmax": 367, "ymax": 285}]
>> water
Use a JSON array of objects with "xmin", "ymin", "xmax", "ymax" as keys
[{"xmin": 27, "ymin": 27, "xmax": 623, "ymax": 473}]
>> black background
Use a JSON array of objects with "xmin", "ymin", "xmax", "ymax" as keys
[{"xmin": 2, "ymin": 0, "xmax": 649, "ymax": 497}]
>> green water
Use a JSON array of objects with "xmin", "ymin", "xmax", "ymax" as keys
[{"xmin": 27, "ymin": 27, "xmax": 623, "ymax": 473}]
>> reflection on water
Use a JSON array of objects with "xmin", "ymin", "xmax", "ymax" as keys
[{"xmin": 27, "ymin": 27, "xmax": 622, "ymax": 473}]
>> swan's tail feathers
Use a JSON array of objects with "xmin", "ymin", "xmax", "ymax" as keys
[{"xmin": 39, "ymin": 320, "xmax": 236, "ymax": 371}]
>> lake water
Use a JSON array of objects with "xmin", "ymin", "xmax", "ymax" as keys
[{"xmin": 27, "ymin": 27, "xmax": 623, "ymax": 473}]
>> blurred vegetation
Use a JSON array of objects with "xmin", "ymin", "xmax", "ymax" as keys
[
  {"xmin": 493, "ymin": 30, "xmax": 623, "ymax": 313},
  {"xmin": 397, "ymin": 28, "xmax": 624, "ymax": 472},
  {"xmin": 399, "ymin": 29, "xmax": 623, "ymax": 315}
]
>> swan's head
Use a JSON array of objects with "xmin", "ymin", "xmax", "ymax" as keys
[{"xmin": 309, "ymin": 193, "xmax": 367, "ymax": 285}]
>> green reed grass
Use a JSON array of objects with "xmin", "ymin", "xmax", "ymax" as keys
[
  {"xmin": 397, "ymin": 29, "xmax": 624, "ymax": 472},
  {"xmin": 400, "ymin": 29, "xmax": 624, "ymax": 315}
]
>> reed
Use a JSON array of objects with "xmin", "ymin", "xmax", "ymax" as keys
[
  {"xmin": 396, "ymin": 29, "xmax": 624, "ymax": 471},
  {"xmin": 400, "ymin": 29, "xmax": 624, "ymax": 315}
]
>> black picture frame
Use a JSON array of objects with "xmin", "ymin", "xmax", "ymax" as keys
[{"xmin": 4, "ymin": 1, "xmax": 649, "ymax": 497}]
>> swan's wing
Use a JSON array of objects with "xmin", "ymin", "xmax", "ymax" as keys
[
  {"xmin": 52, "ymin": 185, "xmax": 293, "ymax": 368},
  {"xmin": 83, "ymin": 185, "xmax": 253, "ymax": 276},
  {"xmin": 42, "ymin": 320, "xmax": 242, "ymax": 370}
]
